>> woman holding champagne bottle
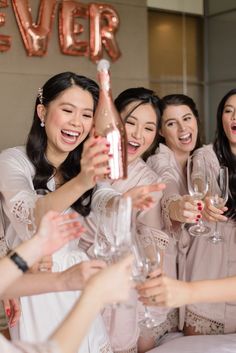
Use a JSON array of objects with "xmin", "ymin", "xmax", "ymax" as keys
[{"xmin": 0, "ymin": 72, "xmax": 114, "ymax": 353}]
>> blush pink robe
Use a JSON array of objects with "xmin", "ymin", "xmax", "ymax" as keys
[{"xmin": 80, "ymin": 157, "xmax": 175, "ymax": 352}]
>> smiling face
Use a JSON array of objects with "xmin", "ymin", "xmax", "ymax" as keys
[
  {"xmin": 37, "ymin": 85, "xmax": 94, "ymax": 165},
  {"xmin": 120, "ymin": 102, "xmax": 157, "ymax": 163},
  {"xmin": 222, "ymin": 94, "xmax": 236, "ymax": 154},
  {"xmin": 160, "ymin": 104, "xmax": 198, "ymax": 159}
]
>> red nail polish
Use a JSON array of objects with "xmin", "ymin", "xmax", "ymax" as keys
[
  {"xmin": 5, "ymin": 308, "xmax": 11, "ymax": 317},
  {"xmin": 197, "ymin": 214, "xmax": 201, "ymax": 218},
  {"xmin": 198, "ymin": 206, "xmax": 203, "ymax": 211},
  {"xmin": 197, "ymin": 202, "xmax": 201, "ymax": 206}
]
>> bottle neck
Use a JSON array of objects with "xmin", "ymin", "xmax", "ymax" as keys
[{"xmin": 98, "ymin": 71, "xmax": 111, "ymax": 93}]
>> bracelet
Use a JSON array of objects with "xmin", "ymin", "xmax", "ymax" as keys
[{"xmin": 9, "ymin": 252, "xmax": 29, "ymax": 273}]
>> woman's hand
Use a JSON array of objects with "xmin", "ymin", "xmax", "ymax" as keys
[
  {"xmin": 3, "ymin": 298, "xmax": 21, "ymax": 328},
  {"xmin": 123, "ymin": 183, "xmax": 166, "ymax": 210},
  {"xmin": 137, "ymin": 272, "xmax": 191, "ymax": 308},
  {"xmin": 78, "ymin": 136, "xmax": 110, "ymax": 190},
  {"xmin": 169, "ymin": 195, "xmax": 203, "ymax": 223},
  {"xmin": 202, "ymin": 196, "xmax": 228, "ymax": 222},
  {"xmin": 34, "ymin": 211, "xmax": 85, "ymax": 258},
  {"xmin": 85, "ymin": 254, "xmax": 134, "ymax": 307},
  {"xmin": 59, "ymin": 259, "xmax": 107, "ymax": 291}
]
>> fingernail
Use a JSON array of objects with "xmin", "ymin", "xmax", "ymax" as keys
[
  {"xmin": 5, "ymin": 308, "xmax": 11, "ymax": 317},
  {"xmin": 195, "ymin": 218, "xmax": 199, "ymax": 222},
  {"xmin": 197, "ymin": 214, "xmax": 201, "ymax": 218},
  {"xmin": 108, "ymin": 153, "xmax": 113, "ymax": 157},
  {"xmin": 198, "ymin": 206, "xmax": 203, "ymax": 211},
  {"xmin": 106, "ymin": 143, "xmax": 110, "ymax": 147},
  {"xmin": 197, "ymin": 202, "xmax": 201, "ymax": 206}
]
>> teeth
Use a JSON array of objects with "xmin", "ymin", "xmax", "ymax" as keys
[
  {"xmin": 129, "ymin": 141, "xmax": 140, "ymax": 147},
  {"xmin": 179, "ymin": 133, "xmax": 191, "ymax": 140},
  {"xmin": 62, "ymin": 129, "xmax": 79, "ymax": 137}
]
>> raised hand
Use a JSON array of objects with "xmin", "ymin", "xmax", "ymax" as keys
[
  {"xmin": 123, "ymin": 183, "xmax": 166, "ymax": 210},
  {"xmin": 78, "ymin": 136, "xmax": 110, "ymax": 190},
  {"xmin": 85, "ymin": 254, "xmax": 134, "ymax": 306},
  {"xmin": 34, "ymin": 211, "xmax": 85, "ymax": 257}
]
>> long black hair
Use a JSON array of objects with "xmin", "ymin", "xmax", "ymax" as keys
[
  {"xmin": 156, "ymin": 94, "xmax": 202, "ymax": 151},
  {"xmin": 114, "ymin": 87, "xmax": 161, "ymax": 161},
  {"xmin": 26, "ymin": 72, "xmax": 99, "ymax": 216},
  {"xmin": 213, "ymin": 88, "xmax": 236, "ymax": 221}
]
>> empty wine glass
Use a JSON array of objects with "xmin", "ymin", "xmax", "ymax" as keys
[
  {"xmin": 131, "ymin": 224, "xmax": 167, "ymax": 328},
  {"xmin": 187, "ymin": 153, "xmax": 211, "ymax": 236},
  {"xmin": 208, "ymin": 166, "xmax": 229, "ymax": 244}
]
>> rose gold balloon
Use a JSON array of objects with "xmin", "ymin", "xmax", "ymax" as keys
[
  {"xmin": 90, "ymin": 3, "xmax": 121, "ymax": 63},
  {"xmin": 0, "ymin": 0, "xmax": 11, "ymax": 52},
  {"xmin": 12, "ymin": 0, "xmax": 57, "ymax": 56},
  {"xmin": 59, "ymin": 1, "xmax": 89, "ymax": 56}
]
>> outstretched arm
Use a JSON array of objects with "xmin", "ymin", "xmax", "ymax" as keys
[{"xmin": 137, "ymin": 273, "xmax": 236, "ymax": 308}]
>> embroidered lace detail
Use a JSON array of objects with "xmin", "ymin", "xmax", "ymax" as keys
[
  {"xmin": 161, "ymin": 194, "xmax": 181, "ymax": 239},
  {"xmin": 93, "ymin": 189, "xmax": 121, "ymax": 217},
  {"xmin": 100, "ymin": 341, "xmax": 113, "ymax": 353},
  {"xmin": 140, "ymin": 309, "xmax": 179, "ymax": 344},
  {"xmin": 185, "ymin": 308, "xmax": 224, "ymax": 334},
  {"xmin": 10, "ymin": 190, "xmax": 37, "ymax": 225},
  {"xmin": 138, "ymin": 227, "xmax": 169, "ymax": 250},
  {"xmin": 0, "ymin": 235, "xmax": 8, "ymax": 258},
  {"xmin": 115, "ymin": 346, "xmax": 137, "ymax": 353}
]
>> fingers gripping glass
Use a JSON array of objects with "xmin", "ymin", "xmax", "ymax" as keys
[{"xmin": 187, "ymin": 153, "xmax": 211, "ymax": 236}]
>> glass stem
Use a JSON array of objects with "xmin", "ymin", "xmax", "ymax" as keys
[{"xmin": 214, "ymin": 222, "xmax": 219, "ymax": 239}]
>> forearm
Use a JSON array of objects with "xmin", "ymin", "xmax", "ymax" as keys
[
  {"xmin": 35, "ymin": 175, "xmax": 88, "ymax": 219},
  {"xmin": 1, "ymin": 272, "xmax": 64, "ymax": 299},
  {"xmin": 51, "ymin": 289, "xmax": 101, "ymax": 353},
  {"xmin": 0, "ymin": 237, "xmax": 44, "ymax": 295},
  {"xmin": 189, "ymin": 277, "xmax": 236, "ymax": 304}
]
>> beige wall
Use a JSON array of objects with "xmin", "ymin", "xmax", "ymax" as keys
[{"xmin": 0, "ymin": 0, "xmax": 148, "ymax": 150}]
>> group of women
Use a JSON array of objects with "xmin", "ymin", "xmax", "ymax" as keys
[{"xmin": 0, "ymin": 70, "xmax": 235, "ymax": 353}]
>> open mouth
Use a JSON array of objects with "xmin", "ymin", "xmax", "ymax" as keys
[
  {"xmin": 178, "ymin": 132, "xmax": 192, "ymax": 144},
  {"xmin": 127, "ymin": 141, "xmax": 140, "ymax": 153},
  {"xmin": 231, "ymin": 123, "xmax": 236, "ymax": 133},
  {"xmin": 61, "ymin": 129, "xmax": 80, "ymax": 144}
]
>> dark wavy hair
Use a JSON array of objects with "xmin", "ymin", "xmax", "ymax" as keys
[
  {"xmin": 156, "ymin": 94, "xmax": 202, "ymax": 152},
  {"xmin": 26, "ymin": 72, "xmax": 99, "ymax": 216},
  {"xmin": 114, "ymin": 87, "xmax": 161, "ymax": 161},
  {"xmin": 213, "ymin": 88, "xmax": 236, "ymax": 221}
]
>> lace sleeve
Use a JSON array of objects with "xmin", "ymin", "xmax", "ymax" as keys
[
  {"xmin": 92, "ymin": 184, "xmax": 121, "ymax": 217},
  {"xmin": 137, "ymin": 224, "xmax": 169, "ymax": 250},
  {"xmin": 13, "ymin": 340, "xmax": 60, "ymax": 353}
]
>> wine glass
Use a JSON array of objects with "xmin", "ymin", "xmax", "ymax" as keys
[
  {"xmin": 131, "ymin": 226, "xmax": 167, "ymax": 329},
  {"xmin": 187, "ymin": 153, "xmax": 211, "ymax": 236},
  {"xmin": 208, "ymin": 166, "xmax": 229, "ymax": 244}
]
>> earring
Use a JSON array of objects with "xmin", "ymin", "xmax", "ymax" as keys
[{"xmin": 40, "ymin": 120, "xmax": 45, "ymax": 127}]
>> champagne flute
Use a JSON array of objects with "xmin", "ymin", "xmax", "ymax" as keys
[
  {"xmin": 208, "ymin": 166, "xmax": 229, "ymax": 244},
  {"xmin": 131, "ymin": 226, "xmax": 166, "ymax": 329},
  {"xmin": 187, "ymin": 153, "xmax": 211, "ymax": 236}
]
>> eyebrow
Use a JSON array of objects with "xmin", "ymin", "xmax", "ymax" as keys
[
  {"xmin": 164, "ymin": 113, "xmax": 192, "ymax": 125},
  {"xmin": 224, "ymin": 104, "xmax": 234, "ymax": 109},
  {"xmin": 127, "ymin": 115, "xmax": 157, "ymax": 126},
  {"xmin": 59, "ymin": 102, "xmax": 93, "ymax": 112}
]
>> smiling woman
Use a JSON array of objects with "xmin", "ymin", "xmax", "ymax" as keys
[{"xmin": 0, "ymin": 72, "xmax": 113, "ymax": 353}]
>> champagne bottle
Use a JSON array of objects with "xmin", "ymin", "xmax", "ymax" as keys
[{"xmin": 94, "ymin": 59, "xmax": 127, "ymax": 180}]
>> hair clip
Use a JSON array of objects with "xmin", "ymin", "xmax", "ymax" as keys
[{"xmin": 38, "ymin": 87, "xmax": 43, "ymax": 104}]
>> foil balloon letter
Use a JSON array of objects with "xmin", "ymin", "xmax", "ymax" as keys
[
  {"xmin": 59, "ymin": 1, "xmax": 89, "ymax": 56},
  {"xmin": 0, "ymin": 0, "xmax": 11, "ymax": 52},
  {"xmin": 90, "ymin": 3, "xmax": 121, "ymax": 62},
  {"xmin": 12, "ymin": 0, "xmax": 57, "ymax": 56}
]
